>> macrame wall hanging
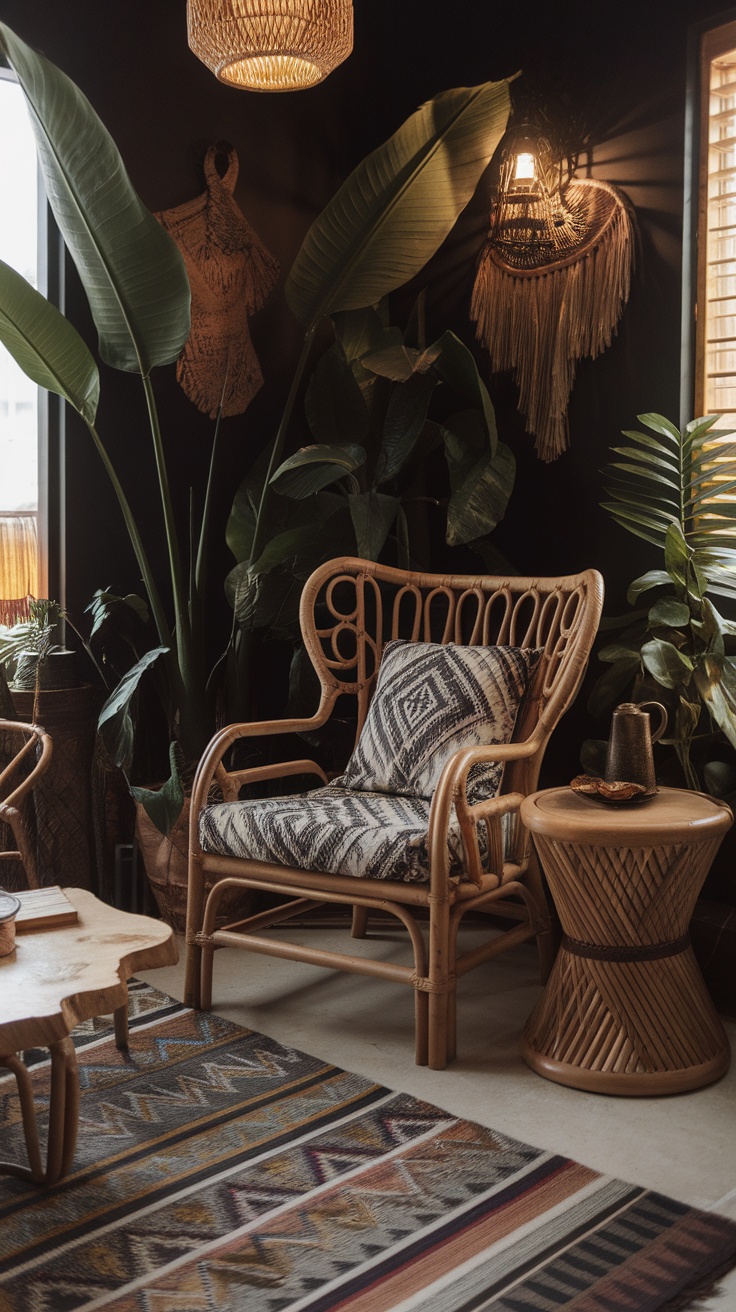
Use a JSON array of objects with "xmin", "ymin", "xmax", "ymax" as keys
[
  {"xmin": 471, "ymin": 128, "xmax": 636, "ymax": 461},
  {"xmin": 156, "ymin": 144, "xmax": 279, "ymax": 420}
]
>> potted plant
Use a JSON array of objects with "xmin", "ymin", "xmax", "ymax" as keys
[
  {"xmin": 584, "ymin": 412, "xmax": 736, "ymax": 804},
  {"xmin": 224, "ymin": 301, "xmax": 517, "ymax": 659},
  {"xmin": 0, "ymin": 20, "xmax": 512, "ymax": 922},
  {"xmin": 0, "ymin": 599, "xmax": 78, "ymax": 694}
]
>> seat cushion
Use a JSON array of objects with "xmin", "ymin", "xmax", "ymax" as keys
[
  {"xmin": 199, "ymin": 786, "xmax": 482, "ymax": 884},
  {"xmin": 335, "ymin": 640, "xmax": 540, "ymax": 804}
]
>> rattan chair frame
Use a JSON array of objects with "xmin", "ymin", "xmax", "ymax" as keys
[
  {"xmin": 185, "ymin": 558, "xmax": 604, "ymax": 1069},
  {"xmin": 0, "ymin": 720, "xmax": 53, "ymax": 889}
]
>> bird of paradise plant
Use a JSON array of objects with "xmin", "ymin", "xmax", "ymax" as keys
[{"xmin": 0, "ymin": 19, "xmax": 512, "ymax": 831}]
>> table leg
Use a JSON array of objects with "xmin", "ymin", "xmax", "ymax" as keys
[
  {"xmin": 0, "ymin": 1036, "xmax": 79, "ymax": 1184},
  {"xmin": 113, "ymin": 998, "xmax": 129, "ymax": 1050}
]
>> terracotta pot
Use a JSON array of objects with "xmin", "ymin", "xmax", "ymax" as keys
[{"xmin": 134, "ymin": 799, "xmax": 191, "ymax": 934}]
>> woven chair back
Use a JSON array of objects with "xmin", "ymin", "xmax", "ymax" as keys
[{"xmin": 299, "ymin": 558, "xmax": 603, "ymax": 797}]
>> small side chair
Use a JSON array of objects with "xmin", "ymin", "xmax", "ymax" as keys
[
  {"xmin": 0, "ymin": 720, "xmax": 53, "ymax": 889},
  {"xmin": 185, "ymin": 558, "xmax": 603, "ymax": 1069}
]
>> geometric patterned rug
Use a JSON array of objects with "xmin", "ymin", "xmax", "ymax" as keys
[{"xmin": 1, "ymin": 982, "xmax": 735, "ymax": 1312}]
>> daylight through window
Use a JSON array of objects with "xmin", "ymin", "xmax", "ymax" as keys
[
  {"xmin": 696, "ymin": 21, "xmax": 736, "ymax": 536},
  {"xmin": 0, "ymin": 71, "xmax": 39, "ymax": 622}
]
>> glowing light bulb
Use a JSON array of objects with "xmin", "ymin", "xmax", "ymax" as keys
[{"xmin": 514, "ymin": 152, "xmax": 536, "ymax": 181}]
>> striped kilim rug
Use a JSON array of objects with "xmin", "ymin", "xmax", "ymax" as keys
[{"xmin": 1, "ymin": 982, "xmax": 735, "ymax": 1312}]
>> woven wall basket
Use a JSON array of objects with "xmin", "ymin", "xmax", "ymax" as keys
[
  {"xmin": 156, "ymin": 145, "xmax": 279, "ymax": 420},
  {"xmin": 471, "ymin": 178, "xmax": 637, "ymax": 462}
]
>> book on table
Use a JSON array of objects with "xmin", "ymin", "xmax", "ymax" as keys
[{"xmin": 14, "ymin": 887, "xmax": 79, "ymax": 931}]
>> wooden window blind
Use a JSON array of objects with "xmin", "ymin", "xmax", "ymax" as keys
[{"xmin": 696, "ymin": 20, "xmax": 736, "ymax": 533}]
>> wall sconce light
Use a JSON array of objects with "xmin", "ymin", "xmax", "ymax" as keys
[
  {"xmin": 471, "ymin": 119, "xmax": 637, "ymax": 461},
  {"xmin": 187, "ymin": 0, "xmax": 354, "ymax": 92}
]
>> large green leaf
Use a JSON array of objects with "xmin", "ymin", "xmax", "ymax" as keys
[
  {"xmin": 626, "ymin": 571, "xmax": 673, "ymax": 604},
  {"xmin": 349, "ymin": 491, "xmax": 400, "ymax": 560},
  {"xmin": 641, "ymin": 638, "xmax": 694, "ymax": 690},
  {"xmin": 285, "ymin": 80, "xmax": 510, "ymax": 327},
  {"xmin": 375, "ymin": 371, "xmax": 436, "ymax": 484},
  {"xmin": 97, "ymin": 646, "xmax": 169, "ymax": 772},
  {"xmin": 270, "ymin": 444, "xmax": 366, "ymax": 498},
  {"xmin": 130, "ymin": 742, "xmax": 185, "ymax": 836},
  {"xmin": 0, "ymin": 258, "xmax": 99, "ymax": 423},
  {"xmin": 694, "ymin": 657, "xmax": 736, "ymax": 750},
  {"xmin": 434, "ymin": 331, "xmax": 498, "ymax": 450},
  {"xmin": 304, "ymin": 343, "xmax": 369, "ymax": 446},
  {"xmin": 648, "ymin": 598, "xmax": 690, "ymax": 628},
  {"xmin": 443, "ymin": 412, "xmax": 515, "ymax": 546},
  {"xmin": 333, "ymin": 306, "xmax": 399, "ymax": 362},
  {"xmin": 0, "ymin": 22, "xmax": 190, "ymax": 373}
]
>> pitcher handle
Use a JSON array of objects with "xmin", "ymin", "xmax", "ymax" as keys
[{"xmin": 639, "ymin": 700, "xmax": 668, "ymax": 744}]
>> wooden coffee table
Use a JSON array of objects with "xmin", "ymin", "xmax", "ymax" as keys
[
  {"xmin": 0, "ymin": 888, "xmax": 177, "ymax": 1184},
  {"xmin": 520, "ymin": 787, "xmax": 732, "ymax": 1096}
]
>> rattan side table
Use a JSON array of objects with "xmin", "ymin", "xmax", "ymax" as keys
[{"xmin": 519, "ymin": 787, "xmax": 732, "ymax": 1096}]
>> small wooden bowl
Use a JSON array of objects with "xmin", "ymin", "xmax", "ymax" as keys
[{"xmin": 570, "ymin": 775, "xmax": 657, "ymax": 807}]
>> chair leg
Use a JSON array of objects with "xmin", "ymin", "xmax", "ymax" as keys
[
  {"xmin": 446, "ymin": 915, "xmax": 460, "ymax": 1065},
  {"xmin": 184, "ymin": 855, "xmax": 205, "ymax": 1009},
  {"xmin": 427, "ymin": 894, "xmax": 451, "ymax": 1070},
  {"xmin": 351, "ymin": 906, "xmax": 369, "ymax": 939},
  {"xmin": 414, "ymin": 989, "xmax": 428, "ymax": 1066},
  {"xmin": 200, "ymin": 941, "xmax": 215, "ymax": 1011}
]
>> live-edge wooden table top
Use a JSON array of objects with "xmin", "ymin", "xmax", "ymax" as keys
[{"xmin": 0, "ymin": 887, "xmax": 178, "ymax": 1058}]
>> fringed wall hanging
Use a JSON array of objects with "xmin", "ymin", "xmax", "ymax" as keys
[
  {"xmin": 156, "ymin": 144, "xmax": 279, "ymax": 420},
  {"xmin": 471, "ymin": 127, "xmax": 636, "ymax": 461}
]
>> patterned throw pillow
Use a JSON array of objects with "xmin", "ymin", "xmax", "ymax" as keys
[{"xmin": 336, "ymin": 640, "xmax": 541, "ymax": 805}]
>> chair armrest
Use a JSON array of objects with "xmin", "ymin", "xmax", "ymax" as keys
[
  {"xmin": 427, "ymin": 738, "xmax": 543, "ymax": 890},
  {"xmin": 189, "ymin": 711, "xmax": 333, "ymax": 823},
  {"xmin": 0, "ymin": 726, "xmax": 53, "ymax": 810}
]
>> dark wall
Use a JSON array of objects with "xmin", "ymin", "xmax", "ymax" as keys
[{"xmin": 0, "ymin": 0, "xmax": 730, "ymax": 769}]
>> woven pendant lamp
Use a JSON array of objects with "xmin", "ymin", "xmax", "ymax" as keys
[{"xmin": 187, "ymin": 0, "xmax": 354, "ymax": 92}]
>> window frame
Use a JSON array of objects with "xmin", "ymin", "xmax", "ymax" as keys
[{"xmin": 683, "ymin": 7, "xmax": 736, "ymax": 424}]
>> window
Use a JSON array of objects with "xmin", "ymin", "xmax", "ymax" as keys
[
  {"xmin": 0, "ymin": 69, "xmax": 41, "ymax": 623},
  {"xmin": 691, "ymin": 16, "xmax": 736, "ymax": 532}
]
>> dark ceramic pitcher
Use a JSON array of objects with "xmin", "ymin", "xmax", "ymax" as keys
[{"xmin": 604, "ymin": 701, "xmax": 668, "ymax": 791}]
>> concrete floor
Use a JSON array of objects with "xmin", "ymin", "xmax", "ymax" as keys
[{"xmin": 141, "ymin": 922, "xmax": 736, "ymax": 1309}]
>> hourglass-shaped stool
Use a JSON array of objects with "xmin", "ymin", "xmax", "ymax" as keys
[{"xmin": 520, "ymin": 787, "xmax": 732, "ymax": 1096}]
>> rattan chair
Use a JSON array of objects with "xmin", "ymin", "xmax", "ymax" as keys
[
  {"xmin": 185, "ymin": 558, "xmax": 603, "ymax": 1069},
  {"xmin": 0, "ymin": 720, "xmax": 53, "ymax": 889}
]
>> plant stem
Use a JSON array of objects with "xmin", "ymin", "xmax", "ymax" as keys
[
  {"xmin": 249, "ymin": 325, "xmax": 316, "ymax": 566},
  {"xmin": 141, "ymin": 375, "xmax": 191, "ymax": 670},
  {"xmin": 195, "ymin": 401, "xmax": 225, "ymax": 608},
  {"xmin": 141, "ymin": 376, "xmax": 210, "ymax": 760},
  {"xmin": 85, "ymin": 420, "xmax": 169, "ymax": 647}
]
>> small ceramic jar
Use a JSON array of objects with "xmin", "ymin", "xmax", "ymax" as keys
[{"xmin": 0, "ymin": 891, "xmax": 21, "ymax": 956}]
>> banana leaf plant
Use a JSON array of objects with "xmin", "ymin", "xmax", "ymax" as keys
[
  {"xmin": 225, "ymin": 302, "xmax": 515, "ymax": 641},
  {"xmin": 585, "ymin": 412, "xmax": 736, "ymax": 799},
  {"xmin": 0, "ymin": 19, "xmax": 511, "ymax": 830}
]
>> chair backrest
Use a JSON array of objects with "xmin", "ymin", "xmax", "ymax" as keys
[
  {"xmin": 300, "ymin": 558, "xmax": 604, "ymax": 797},
  {"xmin": 0, "ymin": 719, "xmax": 52, "ymax": 888}
]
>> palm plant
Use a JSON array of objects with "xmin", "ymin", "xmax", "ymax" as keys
[{"xmin": 589, "ymin": 412, "xmax": 736, "ymax": 793}]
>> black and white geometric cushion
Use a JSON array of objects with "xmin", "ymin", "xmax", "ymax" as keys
[
  {"xmin": 199, "ymin": 785, "xmax": 487, "ymax": 884},
  {"xmin": 335, "ymin": 640, "xmax": 540, "ymax": 805}
]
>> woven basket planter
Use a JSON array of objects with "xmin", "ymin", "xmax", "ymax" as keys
[
  {"xmin": 134, "ymin": 800, "xmax": 192, "ymax": 934},
  {"xmin": 135, "ymin": 799, "xmax": 248, "ymax": 934}
]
